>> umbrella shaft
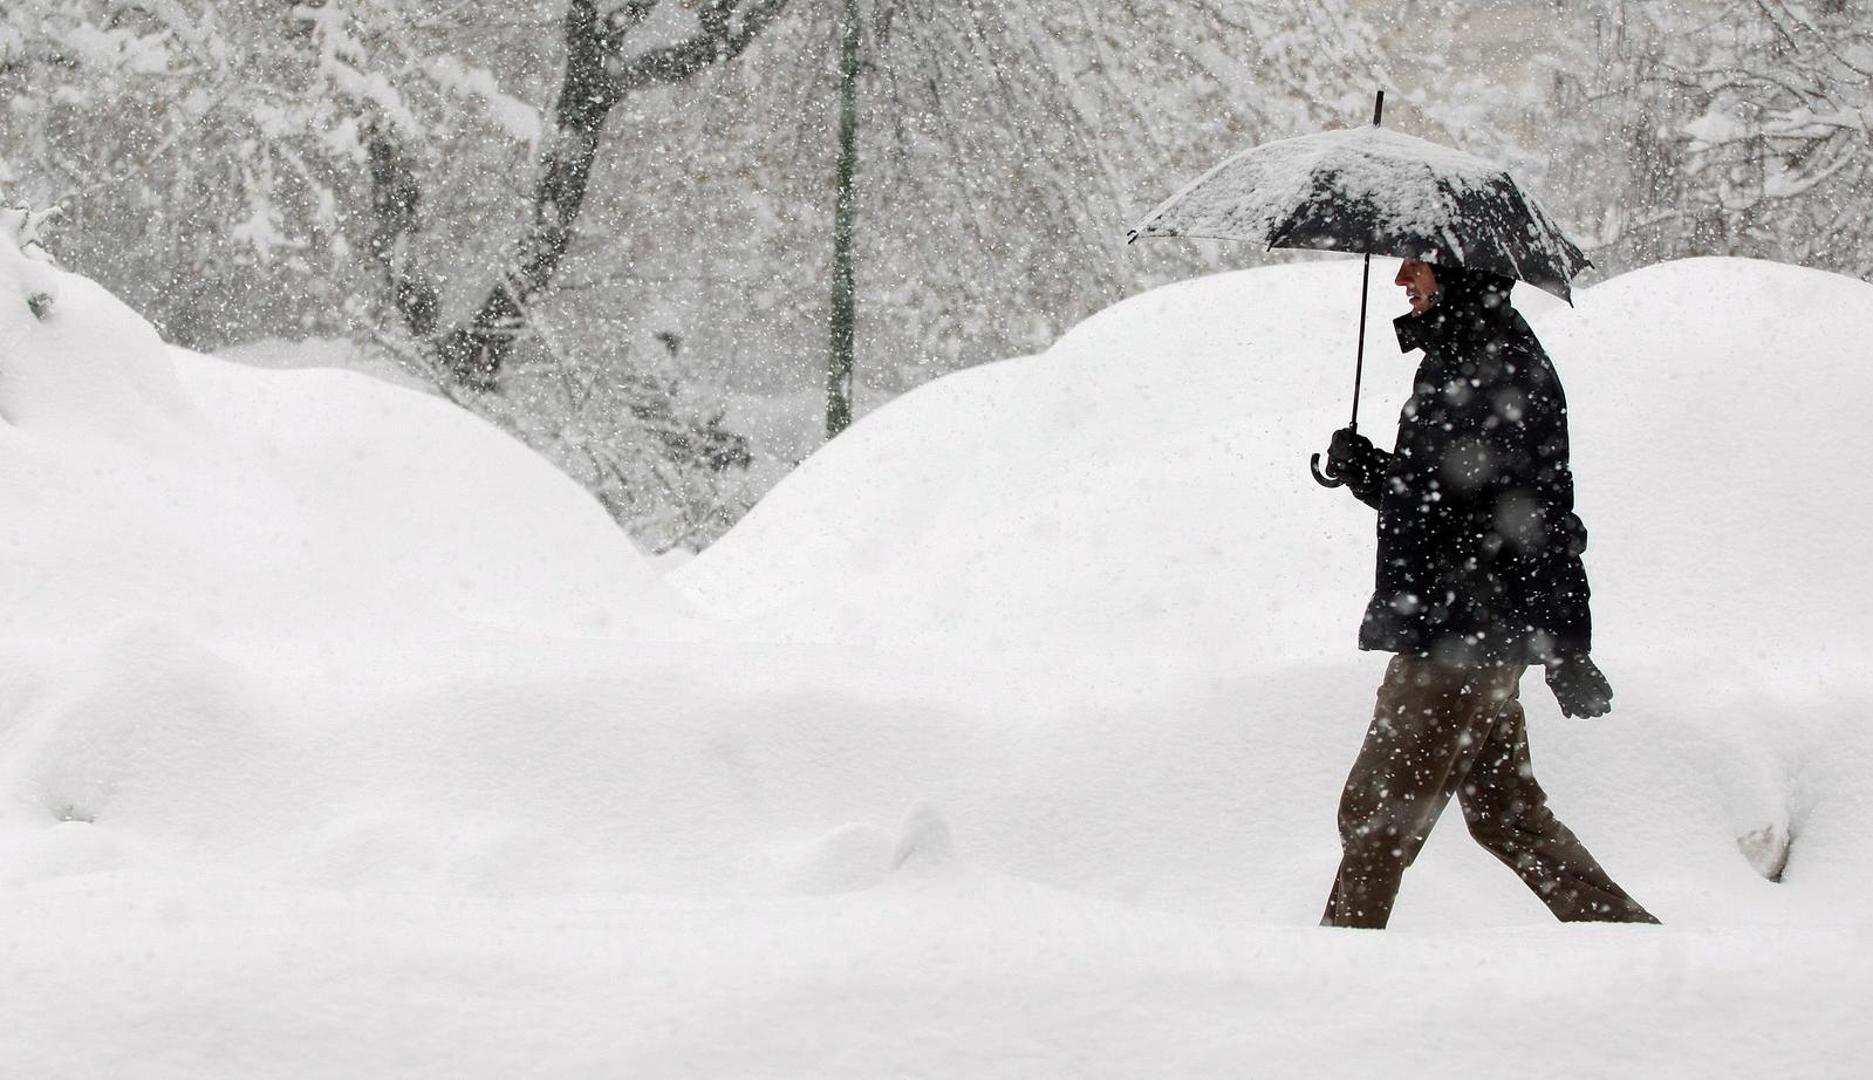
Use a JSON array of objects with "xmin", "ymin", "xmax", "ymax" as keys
[
  {"xmin": 1351, "ymin": 252, "xmax": 1371, "ymax": 431},
  {"xmin": 1349, "ymin": 89, "xmax": 1383, "ymax": 432}
]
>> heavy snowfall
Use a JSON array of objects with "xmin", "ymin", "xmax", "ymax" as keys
[{"xmin": 3, "ymin": 1, "xmax": 1871, "ymax": 1077}]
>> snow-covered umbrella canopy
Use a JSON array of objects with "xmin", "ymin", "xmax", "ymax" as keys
[{"xmin": 1129, "ymin": 126, "xmax": 1592, "ymax": 302}]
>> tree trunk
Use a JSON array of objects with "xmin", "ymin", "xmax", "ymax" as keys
[
  {"xmin": 368, "ymin": 0, "xmax": 794, "ymax": 391},
  {"xmin": 436, "ymin": 0, "xmax": 618, "ymax": 389},
  {"xmin": 826, "ymin": 0, "xmax": 861, "ymax": 438}
]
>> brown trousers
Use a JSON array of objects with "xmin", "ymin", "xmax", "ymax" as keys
[{"xmin": 1322, "ymin": 655, "xmax": 1658, "ymax": 929}]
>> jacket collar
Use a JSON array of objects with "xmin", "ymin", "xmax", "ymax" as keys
[
  {"xmin": 1394, "ymin": 279, "xmax": 1517, "ymax": 355},
  {"xmin": 1393, "ymin": 306, "xmax": 1443, "ymax": 354}
]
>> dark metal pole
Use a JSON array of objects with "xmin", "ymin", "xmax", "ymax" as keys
[{"xmin": 826, "ymin": 0, "xmax": 861, "ymax": 438}]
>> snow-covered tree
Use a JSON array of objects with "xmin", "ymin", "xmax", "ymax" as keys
[
  {"xmin": 4, "ymin": 0, "xmax": 1394, "ymax": 547},
  {"xmin": 590, "ymin": 0, "xmax": 1383, "ymax": 435},
  {"xmin": 0, "ymin": 0, "xmax": 575, "ymax": 340},
  {"xmin": 364, "ymin": 0, "xmax": 794, "ymax": 390},
  {"xmin": 1536, "ymin": 0, "xmax": 1872, "ymax": 280},
  {"xmin": 3, "ymin": 0, "xmax": 780, "ymax": 549},
  {"xmin": 2, "ymin": 203, "xmax": 62, "ymax": 320},
  {"xmin": 1668, "ymin": 0, "xmax": 1873, "ymax": 278}
]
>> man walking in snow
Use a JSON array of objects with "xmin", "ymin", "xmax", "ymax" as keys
[{"xmin": 1318, "ymin": 258, "xmax": 1658, "ymax": 929}]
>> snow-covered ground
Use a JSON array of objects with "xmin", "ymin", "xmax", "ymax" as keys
[{"xmin": 3, "ymin": 221, "xmax": 1869, "ymax": 1077}]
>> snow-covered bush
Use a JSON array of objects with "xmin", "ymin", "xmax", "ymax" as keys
[
  {"xmin": 2, "ymin": 203, "xmax": 59, "ymax": 320},
  {"xmin": 0, "ymin": 0, "xmax": 558, "ymax": 347}
]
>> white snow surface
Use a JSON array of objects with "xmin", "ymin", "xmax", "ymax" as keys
[{"xmin": 3, "ymin": 223, "xmax": 1870, "ymax": 1077}]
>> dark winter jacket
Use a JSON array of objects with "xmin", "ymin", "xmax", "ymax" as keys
[{"xmin": 1338, "ymin": 267, "xmax": 1592, "ymax": 667}]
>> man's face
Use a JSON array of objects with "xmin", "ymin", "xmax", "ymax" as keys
[{"xmin": 1395, "ymin": 259, "xmax": 1439, "ymax": 314}]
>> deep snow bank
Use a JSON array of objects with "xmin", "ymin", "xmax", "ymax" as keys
[
  {"xmin": 677, "ymin": 257, "xmax": 1872, "ymax": 669},
  {"xmin": 677, "ymin": 262, "xmax": 1578, "ymax": 687},
  {"xmin": 5, "ymin": 222, "xmax": 1870, "ymax": 934},
  {"xmin": 4, "ymin": 218, "xmax": 1869, "ymax": 1077},
  {"xmin": 0, "ymin": 221, "xmax": 682, "ymax": 881},
  {"xmin": 676, "ymin": 256, "xmax": 1873, "ymax": 915},
  {"xmin": 0, "ymin": 227, "xmax": 661, "ymax": 645}
]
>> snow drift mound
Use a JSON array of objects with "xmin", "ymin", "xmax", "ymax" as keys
[
  {"xmin": 677, "ymin": 257, "xmax": 1873, "ymax": 916},
  {"xmin": 679, "ymin": 260, "xmax": 1393, "ymax": 673},
  {"xmin": 0, "ymin": 219, "xmax": 698, "ymax": 885},
  {"xmin": 0, "ymin": 207, "xmax": 199, "ymax": 438},
  {"xmin": 5, "ymin": 224, "xmax": 1868, "ymax": 927},
  {"xmin": 0, "ymin": 221, "xmax": 663, "ymax": 645},
  {"xmin": 679, "ymin": 256, "xmax": 1873, "ymax": 673}
]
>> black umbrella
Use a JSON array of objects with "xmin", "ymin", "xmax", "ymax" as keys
[{"xmin": 1127, "ymin": 92, "xmax": 1591, "ymax": 486}]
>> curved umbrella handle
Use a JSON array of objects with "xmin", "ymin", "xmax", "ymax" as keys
[{"xmin": 1310, "ymin": 452, "xmax": 1344, "ymax": 488}]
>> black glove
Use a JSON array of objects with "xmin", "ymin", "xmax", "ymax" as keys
[
  {"xmin": 1326, "ymin": 427, "xmax": 1376, "ymax": 481},
  {"xmin": 1545, "ymin": 655, "xmax": 1613, "ymax": 718}
]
